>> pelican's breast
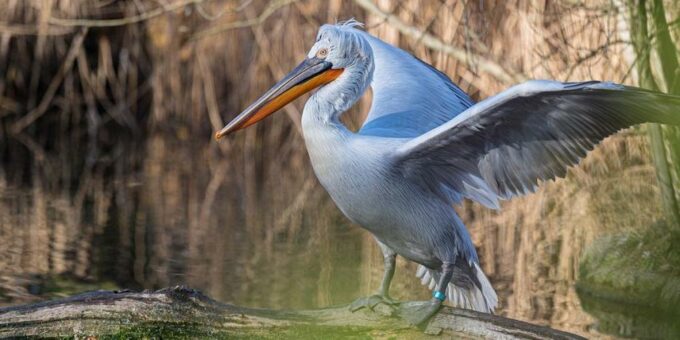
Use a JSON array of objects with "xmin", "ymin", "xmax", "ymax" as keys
[{"xmin": 303, "ymin": 121, "xmax": 396, "ymax": 225}]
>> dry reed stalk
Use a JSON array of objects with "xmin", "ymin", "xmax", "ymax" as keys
[{"xmin": 0, "ymin": 2, "xmax": 677, "ymax": 338}]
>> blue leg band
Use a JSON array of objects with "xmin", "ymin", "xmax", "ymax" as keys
[{"xmin": 433, "ymin": 291, "xmax": 446, "ymax": 302}]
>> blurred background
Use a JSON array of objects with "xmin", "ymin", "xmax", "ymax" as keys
[{"xmin": 1, "ymin": 0, "xmax": 679, "ymax": 339}]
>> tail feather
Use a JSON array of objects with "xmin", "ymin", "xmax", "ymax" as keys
[{"xmin": 415, "ymin": 263, "xmax": 498, "ymax": 313}]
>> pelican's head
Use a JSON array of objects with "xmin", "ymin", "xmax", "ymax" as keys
[{"xmin": 215, "ymin": 20, "xmax": 372, "ymax": 139}]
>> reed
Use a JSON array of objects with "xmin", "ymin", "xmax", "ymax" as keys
[{"xmin": 0, "ymin": 1, "xmax": 678, "ymax": 338}]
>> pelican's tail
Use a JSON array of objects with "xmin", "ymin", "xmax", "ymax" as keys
[{"xmin": 415, "ymin": 262, "xmax": 498, "ymax": 313}]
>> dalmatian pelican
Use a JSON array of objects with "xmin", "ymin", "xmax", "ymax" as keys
[{"xmin": 215, "ymin": 20, "xmax": 680, "ymax": 325}]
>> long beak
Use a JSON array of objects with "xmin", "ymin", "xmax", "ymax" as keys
[{"xmin": 215, "ymin": 57, "xmax": 343, "ymax": 140}]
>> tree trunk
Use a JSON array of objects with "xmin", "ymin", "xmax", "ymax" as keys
[{"xmin": 0, "ymin": 287, "xmax": 583, "ymax": 339}]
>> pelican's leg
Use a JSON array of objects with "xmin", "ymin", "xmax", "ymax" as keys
[
  {"xmin": 377, "ymin": 252, "xmax": 397, "ymax": 301},
  {"xmin": 398, "ymin": 261, "xmax": 452, "ymax": 326},
  {"xmin": 349, "ymin": 239, "xmax": 398, "ymax": 312}
]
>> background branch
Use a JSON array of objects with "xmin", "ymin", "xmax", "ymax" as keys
[
  {"xmin": 354, "ymin": 0, "xmax": 526, "ymax": 84},
  {"xmin": 191, "ymin": 0, "xmax": 298, "ymax": 40},
  {"xmin": 47, "ymin": 0, "xmax": 203, "ymax": 28}
]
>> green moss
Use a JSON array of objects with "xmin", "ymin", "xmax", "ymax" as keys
[
  {"xmin": 101, "ymin": 324, "xmax": 214, "ymax": 339},
  {"xmin": 72, "ymin": 323, "xmax": 411, "ymax": 340},
  {"xmin": 577, "ymin": 223, "xmax": 680, "ymax": 338},
  {"xmin": 578, "ymin": 221, "xmax": 680, "ymax": 313}
]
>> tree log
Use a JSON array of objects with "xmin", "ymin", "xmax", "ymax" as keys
[{"xmin": 0, "ymin": 286, "xmax": 584, "ymax": 339}]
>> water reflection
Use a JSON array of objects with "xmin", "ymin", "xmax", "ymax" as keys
[
  {"xmin": 579, "ymin": 289, "xmax": 680, "ymax": 339},
  {"xmin": 0, "ymin": 131, "xmax": 673, "ymax": 339}
]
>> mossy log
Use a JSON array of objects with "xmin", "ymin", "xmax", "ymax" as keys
[{"xmin": 0, "ymin": 286, "xmax": 583, "ymax": 339}]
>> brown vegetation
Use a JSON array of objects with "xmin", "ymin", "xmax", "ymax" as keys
[{"xmin": 0, "ymin": 1, "xmax": 679, "ymax": 338}]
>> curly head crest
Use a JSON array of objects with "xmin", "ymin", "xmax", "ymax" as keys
[{"xmin": 336, "ymin": 18, "xmax": 364, "ymax": 30}]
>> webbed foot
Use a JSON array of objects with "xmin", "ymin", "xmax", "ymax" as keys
[
  {"xmin": 349, "ymin": 294, "xmax": 398, "ymax": 312},
  {"xmin": 397, "ymin": 300, "xmax": 442, "ymax": 326}
]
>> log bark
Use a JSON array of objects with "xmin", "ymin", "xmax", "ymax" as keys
[{"xmin": 0, "ymin": 286, "xmax": 583, "ymax": 339}]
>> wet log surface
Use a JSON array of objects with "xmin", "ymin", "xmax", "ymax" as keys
[{"xmin": 0, "ymin": 286, "xmax": 584, "ymax": 339}]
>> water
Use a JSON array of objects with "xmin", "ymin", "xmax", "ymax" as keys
[{"xmin": 0, "ymin": 131, "xmax": 677, "ymax": 339}]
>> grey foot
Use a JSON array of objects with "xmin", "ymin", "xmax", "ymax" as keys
[
  {"xmin": 349, "ymin": 294, "xmax": 398, "ymax": 312},
  {"xmin": 397, "ymin": 300, "xmax": 442, "ymax": 326}
]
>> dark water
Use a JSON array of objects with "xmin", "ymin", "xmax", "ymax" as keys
[{"xmin": 0, "ymin": 131, "xmax": 677, "ymax": 339}]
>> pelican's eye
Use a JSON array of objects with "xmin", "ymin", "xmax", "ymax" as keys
[{"xmin": 316, "ymin": 48, "xmax": 329, "ymax": 59}]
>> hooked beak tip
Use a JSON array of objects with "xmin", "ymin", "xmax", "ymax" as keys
[{"xmin": 215, "ymin": 128, "xmax": 229, "ymax": 141}]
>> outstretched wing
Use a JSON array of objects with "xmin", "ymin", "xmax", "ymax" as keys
[
  {"xmin": 394, "ymin": 80, "xmax": 680, "ymax": 208},
  {"xmin": 355, "ymin": 30, "xmax": 474, "ymax": 138}
]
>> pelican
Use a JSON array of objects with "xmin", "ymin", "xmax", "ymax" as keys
[{"xmin": 216, "ymin": 20, "xmax": 680, "ymax": 324}]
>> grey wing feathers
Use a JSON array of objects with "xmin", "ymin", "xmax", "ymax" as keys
[{"xmin": 395, "ymin": 80, "xmax": 680, "ymax": 204}]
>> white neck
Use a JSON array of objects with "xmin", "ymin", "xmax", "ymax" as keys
[
  {"xmin": 301, "ymin": 57, "xmax": 373, "ymax": 133},
  {"xmin": 300, "ymin": 58, "xmax": 373, "ymax": 185}
]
